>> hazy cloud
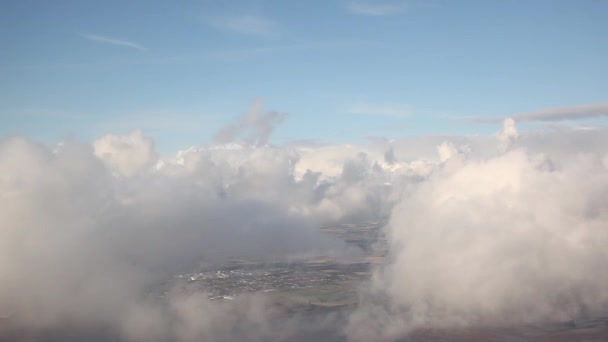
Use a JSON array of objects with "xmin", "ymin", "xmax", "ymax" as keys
[
  {"xmin": 80, "ymin": 33, "xmax": 147, "ymax": 51},
  {"xmin": 214, "ymin": 99, "xmax": 287, "ymax": 146}
]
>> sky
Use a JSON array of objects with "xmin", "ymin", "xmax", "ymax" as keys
[
  {"xmin": 2, "ymin": 0, "xmax": 608, "ymax": 152},
  {"xmin": 4, "ymin": 2, "xmax": 608, "ymax": 340}
]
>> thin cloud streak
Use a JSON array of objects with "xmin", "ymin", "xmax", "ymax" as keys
[
  {"xmin": 81, "ymin": 33, "xmax": 147, "ymax": 51},
  {"xmin": 466, "ymin": 102, "xmax": 608, "ymax": 123},
  {"xmin": 513, "ymin": 102, "xmax": 608, "ymax": 122}
]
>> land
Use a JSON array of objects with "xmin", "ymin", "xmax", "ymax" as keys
[
  {"xmin": 3, "ymin": 221, "xmax": 608, "ymax": 341},
  {"xmin": 172, "ymin": 220, "xmax": 608, "ymax": 341},
  {"xmin": 174, "ymin": 220, "xmax": 388, "ymax": 310}
]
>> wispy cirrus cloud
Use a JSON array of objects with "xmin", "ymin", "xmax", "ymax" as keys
[
  {"xmin": 81, "ymin": 33, "xmax": 147, "ymax": 51},
  {"xmin": 467, "ymin": 102, "xmax": 608, "ymax": 123},
  {"xmin": 204, "ymin": 14, "xmax": 279, "ymax": 38},
  {"xmin": 347, "ymin": 104, "xmax": 411, "ymax": 117},
  {"xmin": 346, "ymin": 1, "xmax": 406, "ymax": 16}
]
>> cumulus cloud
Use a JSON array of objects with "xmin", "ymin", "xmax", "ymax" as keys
[
  {"xmin": 3, "ymin": 104, "xmax": 608, "ymax": 340},
  {"xmin": 497, "ymin": 117, "xmax": 519, "ymax": 152},
  {"xmin": 437, "ymin": 141, "xmax": 460, "ymax": 162},
  {"xmin": 0, "ymin": 117, "xmax": 398, "ymax": 339},
  {"xmin": 347, "ymin": 122, "xmax": 608, "ymax": 340},
  {"xmin": 93, "ymin": 130, "xmax": 157, "ymax": 177}
]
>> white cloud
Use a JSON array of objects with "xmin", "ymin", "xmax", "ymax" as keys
[
  {"xmin": 93, "ymin": 130, "xmax": 157, "ymax": 177},
  {"xmin": 347, "ymin": 123, "xmax": 608, "ymax": 340},
  {"xmin": 4, "ymin": 107, "xmax": 608, "ymax": 340},
  {"xmin": 437, "ymin": 141, "xmax": 462, "ymax": 162},
  {"xmin": 346, "ymin": 1, "xmax": 406, "ymax": 16},
  {"xmin": 80, "ymin": 33, "xmax": 147, "ymax": 51},
  {"xmin": 0, "ymin": 115, "xmax": 400, "ymax": 338},
  {"xmin": 205, "ymin": 14, "xmax": 279, "ymax": 38},
  {"xmin": 497, "ymin": 117, "xmax": 519, "ymax": 151}
]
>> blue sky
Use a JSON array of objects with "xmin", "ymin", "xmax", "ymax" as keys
[{"xmin": 2, "ymin": 0, "xmax": 607, "ymax": 152}]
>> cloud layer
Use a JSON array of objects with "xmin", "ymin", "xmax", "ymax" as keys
[
  {"xmin": 0, "ymin": 111, "xmax": 400, "ymax": 339},
  {"xmin": 2, "ymin": 110, "xmax": 608, "ymax": 340}
]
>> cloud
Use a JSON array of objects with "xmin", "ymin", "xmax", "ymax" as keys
[
  {"xmin": 469, "ymin": 102, "xmax": 608, "ymax": 123},
  {"xmin": 0, "ymin": 135, "xmax": 360, "ymax": 339},
  {"xmin": 347, "ymin": 121, "xmax": 608, "ymax": 340},
  {"xmin": 4, "ymin": 104, "xmax": 608, "ymax": 340},
  {"xmin": 0, "ymin": 103, "xmax": 404, "ymax": 339},
  {"xmin": 497, "ymin": 117, "xmax": 519, "ymax": 151},
  {"xmin": 93, "ymin": 130, "xmax": 157, "ymax": 177},
  {"xmin": 347, "ymin": 104, "xmax": 411, "ymax": 117},
  {"xmin": 214, "ymin": 99, "xmax": 287, "ymax": 146},
  {"xmin": 514, "ymin": 102, "xmax": 608, "ymax": 122},
  {"xmin": 436, "ymin": 141, "xmax": 463, "ymax": 163},
  {"xmin": 204, "ymin": 14, "xmax": 279, "ymax": 38},
  {"xmin": 80, "ymin": 33, "xmax": 147, "ymax": 51},
  {"xmin": 346, "ymin": 1, "xmax": 406, "ymax": 16}
]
